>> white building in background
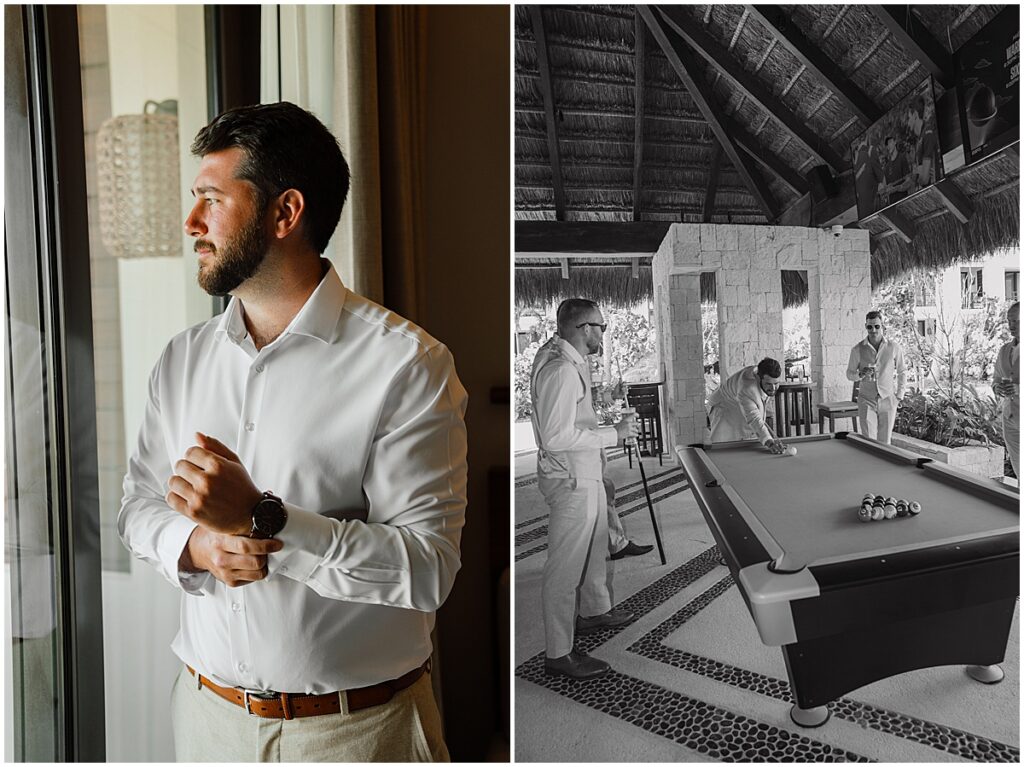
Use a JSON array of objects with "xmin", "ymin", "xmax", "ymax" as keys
[{"xmin": 911, "ymin": 248, "xmax": 1019, "ymax": 339}]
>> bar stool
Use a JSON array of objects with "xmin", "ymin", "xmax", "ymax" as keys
[
  {"xmin": 817, "ymin": 381, "xmax": 860, "ymax": 434},
  {"xmin": 625, "ymin": 383, "xmax": 663, "ymax": 466}
]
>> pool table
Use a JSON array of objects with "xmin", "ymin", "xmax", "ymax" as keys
[{"xmin": 676, "ymin": 431, "xmax": 1019, "ymax": 727}]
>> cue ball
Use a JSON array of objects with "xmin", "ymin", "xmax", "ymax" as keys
[
  {"xmin": 871, "ymin": 507, "xmax": 885, "ymax": 521},
  {"xmin": 909, "ymin": 501, "xmax": 922, "ymax": 515},
  {"xmin": 785, "ymin": 446, "xmax": 797, "ymax": 457}
]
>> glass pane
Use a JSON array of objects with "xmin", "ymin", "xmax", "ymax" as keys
[
  {"xmin": 77, "ymin": 5, "xmax": 211, "ymax": 761},
  {"xmin": 4, "ymin": 6, "xmax": 62, "ymax": 760}
]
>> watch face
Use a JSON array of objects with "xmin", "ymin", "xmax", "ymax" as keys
[{"xmin": 252, "ymin": 497, "xmax": 285, "ymax": 538}]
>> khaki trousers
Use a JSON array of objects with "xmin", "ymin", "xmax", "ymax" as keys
[
  {"xmin": 170, "ymin": 665, "xmax": 448, "ymax": 762},
  {"xmin": 539, "ymin": 476, "xmax": 612, "ymax": 658},
  {"xmin": 858, "ymin": 395, "xmax": 896, "ymax": 444},
  {"xmin": 1003, "ymin": 414, "xmax": 1019, "ymax": 478},
  {"xmin": 603, "ymin": 476, "xmax": 628, "ymax": 554}
]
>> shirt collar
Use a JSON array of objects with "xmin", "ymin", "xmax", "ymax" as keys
[
  {"xmin": 552, "ymin": 334, "xmax": 587, "ymax": 368},
  {"xmin": 215, "ymin": 259, "xmax": 348, "ymax": 346}
]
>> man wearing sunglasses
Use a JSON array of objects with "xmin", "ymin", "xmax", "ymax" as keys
[
  {"xmin": 707, "ymin": 358, "xmax": 788, "ymax": 454},
  {"xmin": 530, "ymin": 298, "xmax": 639, "ymax": 680},
  {"xmin": 846, "ymin": 310, "xmax": 906, "ymax": 444},
  {"xmin": 993, "ymin": 302, "xmax": 1019, "ymax": 478}
]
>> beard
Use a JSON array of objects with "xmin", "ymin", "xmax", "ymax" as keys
[{"xmin": 195, "ymin": 212, "xmax": 269, "ymax": 296}]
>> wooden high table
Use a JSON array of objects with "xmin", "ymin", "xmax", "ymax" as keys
[{"xmin": 774, "ymin": 380, "xmax": 815, "ymax": 437}]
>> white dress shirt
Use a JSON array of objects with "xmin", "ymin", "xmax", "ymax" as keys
[
  {"xmin": 994, "ymin": 340, "xmax": 1020, "ymax": 425},
  {"xmin": 118, "ymin": 261, "xmax": 468, "ymax": 694},
  {"xmin": 707, "ymin": 366, "xmax": 773, "ymax": 444},
  {"xmin": 530, "ymin": 335, "xmax": 617, "ymax": 482},
  {"xmin": 846, "ymin": 337, "xmax": 906, "ymax": 402}
]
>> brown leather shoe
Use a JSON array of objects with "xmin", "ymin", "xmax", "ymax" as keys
[
  {"xmin": 575, "ymin": 608, "xmax": 635, "ymax": 634},
  {"xmin": 544, "ymin": 650, "xmax": 610, "ymax": 680},
  {"xmin": 611, "ymin": 541, "xmax": 654, "ymax": 560}
]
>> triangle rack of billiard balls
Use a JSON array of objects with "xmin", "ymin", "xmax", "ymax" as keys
[{"xmin": 858, "ymin": 493, "xmax": 922, "ymax": 522}]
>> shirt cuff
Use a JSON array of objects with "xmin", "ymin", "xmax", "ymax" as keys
[
  {"xmin": 269, "ymin": 503, "xmax": 337, "ymax": 583},
  {"xmin": 598, "ymin": 425, "xmax": 618, "ymax": 449},
  {"xmin": 166, "ymin": 519, "xmax": 215, "ymax": 596}
]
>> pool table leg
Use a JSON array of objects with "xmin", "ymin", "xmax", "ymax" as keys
[
  {"xmin": 790, "ymin": 704, "xmax": 830, "ymax": 728},
  {"xmin": 966, "ymin": 664, "xmax": 1004, "ymax": 684}
]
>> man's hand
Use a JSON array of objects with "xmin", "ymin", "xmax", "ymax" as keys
[
  {"xmin": 166, "ymin": 432, "xmax": 263, "ymax": 536},
  {"xmin": 614, "ymin": 415, "xmax": 639, "ymax": 446},
  {"xmin": 180, "ymin": 526, "xmax": 283, "ymax": 587},
  {"xmin": 766, "ymin": 439, "xmax": 787, "ymax": 455}
]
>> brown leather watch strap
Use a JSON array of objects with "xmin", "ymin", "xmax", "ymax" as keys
[{"xmin": 186, "ymin": 662, "xmax": 428, "ymax": 719}]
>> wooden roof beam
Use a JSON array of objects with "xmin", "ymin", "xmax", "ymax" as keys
[
  {"xmin": 877, "ymin": 209, "xmax": 916, "ymax": 244},
  {"xmin": 639, "ymin": 6, "xmax": 780, "ymax": 222},
  {"xmin": 734, "ymin": 129, "xmax": 809, "ymax": 195},
  {"xmin": 529, "ymin": 7, "xmax": 567, "ymax": 220},
  {"xmin": 871, "ymin": 6, "xmax": 953, "ymax": 87},
  {"xmin": 933, "ymin": 179, "xmax": 974, "ymax": 224},
  {"xmin": 746, "ymin": 5, "xmax": 881, "ymax": 124},
  {"xmin": 702, "ymin": 141, "xmax": 723, "ymax": 222},
  {"xmin": 633, "ymin": 9, "xmax": 646, "ymax": 222},
  {"xmin": 656, "ymin": 5, "xmax": 847, "ymax": 173}
]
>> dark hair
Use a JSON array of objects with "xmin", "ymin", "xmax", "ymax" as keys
[
  {"xmin": 865, "ymin": 310, "xmax": 884, "ymax": 322},
  {"xmin": 556, "ymin": 298, "xmax": 599, "ymax": 333},
  {"xmin": 191, "ymin": 102, "xmax": 350, "ymax": 254},
  {"xmin": 756, "ymin": 358, "xmax": 782, "ymax": 379}
]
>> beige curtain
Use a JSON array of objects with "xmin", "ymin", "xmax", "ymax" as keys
[
  {"xmin": 332, "ymin": 6, "xmax": 384, "ymax": 303},
  {"xmin": 375, "ymin": 6, "xmax": 427, "ymax": 322},
  {"xmin": 332, "ymin": 6, "xmax": 427, "ymax": 321}
]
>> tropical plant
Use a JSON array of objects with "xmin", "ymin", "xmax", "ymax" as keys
[{"xmin": 893, "ymin": 384, "xmax": 1004, "ymax": 449}]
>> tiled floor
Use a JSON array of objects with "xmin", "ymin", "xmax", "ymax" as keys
[{"xmin": 514, "ymin": 449, "xmax": 1020, "ymax": 762}]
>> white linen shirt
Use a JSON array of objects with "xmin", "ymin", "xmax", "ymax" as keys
[
  {"xmin": 846, "ymin": 337, "xmax": 906, "ymax": 402},
  {"xmin": 530, "ymin": 336, "xmax": 617, "ymax": 481},
  {"xmin": 707, "ymin": 366, "xmax": 773, "ymax": 444},
  {"xmin": 994, "ymin": 340, "xmax": 1020, "ymax": 425},
  {"xmin": 118, "ymin": 262, "xmax": 468, "ymax": 694}
]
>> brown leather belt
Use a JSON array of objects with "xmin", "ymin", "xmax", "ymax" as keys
[{"xmin": 186, "ymin": 661, "xmax": 429, "ymax": 719}]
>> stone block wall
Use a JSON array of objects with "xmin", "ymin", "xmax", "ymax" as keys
[{"xmin": 653, "ymin": 223, "xmax": 872, "ymax": 458}]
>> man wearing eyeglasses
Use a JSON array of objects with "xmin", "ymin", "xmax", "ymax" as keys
[
  {"xmin": 530, "ymin": 298, "xmax": 639, "ymax": 680},
  {"xmin": 707, "ymin": 358, "xmax": 788, "ymax": 454},
  {"xmin": 847, "ymin": 310, "xmax": 906, "ymax": 444}
]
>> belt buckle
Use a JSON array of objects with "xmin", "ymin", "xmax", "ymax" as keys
[{"xmin": 243, "ymin": 689, "xmax": 277, "ymax": 716}]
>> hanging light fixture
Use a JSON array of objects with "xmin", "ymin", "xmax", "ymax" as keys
[{"xmin": 96, "ymin": 99, "xmax": 181, "ymax": 259}]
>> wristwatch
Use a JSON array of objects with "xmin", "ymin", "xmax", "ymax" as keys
[{"xmin": 250, "ymin": 491, "xmax": 287, "ymax": 539}]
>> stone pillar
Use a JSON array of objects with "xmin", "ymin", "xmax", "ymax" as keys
[{"xmin": 651, "ymin": 223, "xmax": 873, "ymax": 460}]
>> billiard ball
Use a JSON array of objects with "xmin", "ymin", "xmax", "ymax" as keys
[
  {"xmin": 908, "ymin": 501, "xmax": 922, "ymax": 515},
  {"xmin": 871, "ymin": 506, "xmax": 885, "ymax": 521},
  {"xmin": 862, "ymin": 493, "xmax": 875, "ymax": 503},
  {"xmin": 858, "ymin": 508, "xmax": 872, "ymax": 522},
  {"xmin": 895, "ymin": 504, "xmax": 908, "ymax": 518},
  {"xmin": 883, "ymin": 504, "xmax": 897, "ymax": 519},
  {"xmin": 785, "ymin": 446, "xmax": 798, "ymax": 457}
]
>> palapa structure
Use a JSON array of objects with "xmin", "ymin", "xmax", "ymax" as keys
[{"xmin": 514, "ymin": 4, "xmax": 1020, "ymax": 308}]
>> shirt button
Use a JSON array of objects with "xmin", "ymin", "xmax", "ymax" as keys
[
  {"xmin": 237, "ymin": 662, "xmax": 248, "ymax": 673},
  {"xmin": 255, "ymin": 364, "xmax": 264, "ymax": 373},
  {"xmin": 279, "ymin": 565, "xmax": 288, "ymax": 573},
  {"xmin": 231, "ymin": 602, "xmax": 242, "ymax": 613},
  {"xmin": 244, "ymin": 422, "xmax": 255, "ymax": 432}
]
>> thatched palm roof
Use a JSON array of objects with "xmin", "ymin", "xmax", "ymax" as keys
[
  {"xmin": 514, "ymin": 262, "xmax": 809, "ymax": 309},
  {"xmin": 515, "ymin": 4, "xmax": 1019, "ymax": 302}
]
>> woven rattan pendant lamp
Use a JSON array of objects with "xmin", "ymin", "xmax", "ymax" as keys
[{"xmin": 96, "ymin": 99, "xmax": 181, "ymax": 259}]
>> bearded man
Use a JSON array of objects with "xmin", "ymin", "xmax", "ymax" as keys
[{"xmin": 118, "ymin": 102, "xmax": 467, "ymax": 762}]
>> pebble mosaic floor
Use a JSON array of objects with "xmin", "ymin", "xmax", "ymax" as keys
[{"xmin": 515, "ymin": 538, "xmax": 1021, "ymax": 762}]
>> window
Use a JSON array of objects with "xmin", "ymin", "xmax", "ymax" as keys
[
  {"xmin": 961, "ymin": 267, "xmax": 984, "ymax": 309},
  {"xmin": 1006, "ymin": 270, "xmax": 1019, "ymax": 302},
  {"xmin": 917, "ymin": 318, "xmax": 936, "ymax": 337}
]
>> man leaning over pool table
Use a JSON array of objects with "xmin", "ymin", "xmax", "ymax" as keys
[{"xmin": 707, "ymin": 358, "xmax": 787, "ymax": 454}]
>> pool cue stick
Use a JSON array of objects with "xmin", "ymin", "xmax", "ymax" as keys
[{"xmin": 629, "ymin": 431, "xmax": 667, "ymax": 566}]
